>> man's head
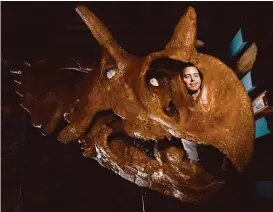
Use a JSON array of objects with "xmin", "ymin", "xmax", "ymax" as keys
[{"xmin": 182, "ymin": 66, "xmax": 202, "ymax": 93}]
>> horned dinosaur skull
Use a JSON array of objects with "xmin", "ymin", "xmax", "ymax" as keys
[{"xmin": 13, "ymin": 5, "xmax": 254, "ymax": 203}]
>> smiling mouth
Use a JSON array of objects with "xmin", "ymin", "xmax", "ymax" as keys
[
  {"xmin": 190, "ymin": 83, "xmax": 198, "ymax": 87},
  {"xmin": 78, "ymin": 110, "xmax": 225, "ymax": 202}
]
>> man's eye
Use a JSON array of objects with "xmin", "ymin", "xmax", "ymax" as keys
[
  {"xmin": 106, "ymin": 68, "xmax": 117, "ymax": 79},
  {"xmin": 149, "ymin": 78, "xmax": 159, "ymax": 87}
]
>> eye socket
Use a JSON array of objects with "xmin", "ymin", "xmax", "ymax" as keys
[
  {"xmin": 146, "ymin": 68, "xmax": 169, "ymax": 89},
  {"xmin": 106, "ymin": 68, "xmax": 117, "ymax": 79},
  {"xmin": 149, "ymin": 78, "xmax": 159, "ymax": 87}
]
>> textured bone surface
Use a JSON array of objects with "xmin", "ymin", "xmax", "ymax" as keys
[{"xmin": 14, "ymin": 5, "xmax": 254, "ymax": 203}]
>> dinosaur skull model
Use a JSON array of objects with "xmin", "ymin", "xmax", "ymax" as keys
[{"xmin": 12, "ymin": 5, "xmax": 254, "ymax": 203}]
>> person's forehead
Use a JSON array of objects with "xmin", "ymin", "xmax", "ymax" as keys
[{"xmin": 183, "ymin": 66, "xmax": 199, "ymax": 75}]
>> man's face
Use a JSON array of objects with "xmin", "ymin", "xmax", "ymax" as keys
[{"xmin": 182, "ymin": 66, "xmax": 202, "ymax": 92}]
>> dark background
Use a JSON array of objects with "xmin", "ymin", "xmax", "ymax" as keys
[
  {"xmin": 2, "ymin": 2, "xmax": 272, "ymax": 60},
  {"xmin": 2, "ymin": 2, "xmax": 273, "ymax": 212}
]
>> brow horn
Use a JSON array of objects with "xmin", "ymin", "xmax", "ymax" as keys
[
  {"xmin": 165, "ymin": 7, "xmax": 197, "ymax": 60},
  {"xmin": 76, "ymin": 5, "xmax": 127, "ymax": 60}
]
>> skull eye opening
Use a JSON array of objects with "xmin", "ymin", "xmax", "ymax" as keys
[
  {"xmin": 146, "ymin": 69, "xmax": 169, "ymax": 89},
  {"xmin": 146, "ymin": 58, "xmax": 188, "ymax": 88},
  {"xmin": 149, "ymin": 78, "xmax": 159, "ymax": 87},
  {"xmin": 105, "ymin": 67, "xmax": 117, "ymax": 79}
]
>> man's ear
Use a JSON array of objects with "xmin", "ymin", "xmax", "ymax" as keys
[{"xmin": 100, "ymin": 48, "xmax": 117, "ymax": 76}]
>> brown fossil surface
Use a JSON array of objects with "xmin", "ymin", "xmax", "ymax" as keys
[{"xmin": 10, "ymin": 5, "xmax": 254, "ymax": 203}]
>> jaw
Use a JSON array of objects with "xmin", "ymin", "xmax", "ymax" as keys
[{"xmin": 79, "ymin": 110, "xmax": 225, "ymax": 203}]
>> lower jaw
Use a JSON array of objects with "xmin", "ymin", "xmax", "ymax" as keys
[
  {"xmin": 90, "ymin": 135, "xmax": 224, "ymax": 203},
  {"xmin": 78, "ymin": 111, "xmax": 226, "ymax": 202}
]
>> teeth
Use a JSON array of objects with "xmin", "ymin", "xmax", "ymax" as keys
[
  {"xmin": 154, "ymin": 149, "xmax": 163, "ymax": 166},
  {"xmin": 166, "ymin": 134, "xmax": 172, "ymax": 141},
  {"xmin": 154, "ymin": 141, "xmax": 163, "ymax": 165}
]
